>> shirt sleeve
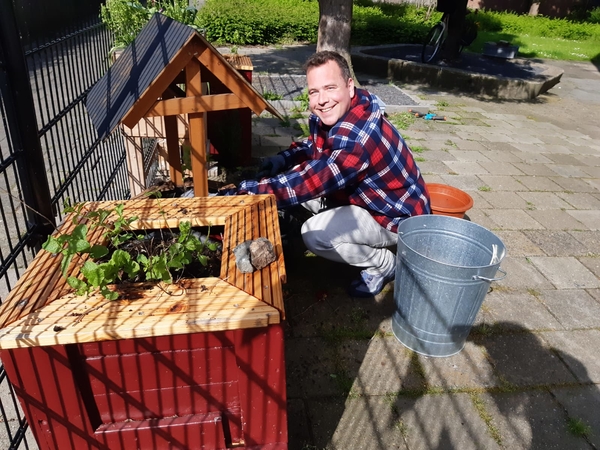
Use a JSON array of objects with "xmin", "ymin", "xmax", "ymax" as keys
[{"xmin": 238, "ymin": 140, "xmax": 370, "ymax": 208}]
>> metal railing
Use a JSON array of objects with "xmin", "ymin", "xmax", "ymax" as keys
[{"xmin": 0, "ymin": 0, "xmax": 130, "ymax": 447}]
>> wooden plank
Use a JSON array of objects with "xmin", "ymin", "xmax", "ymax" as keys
[
  {"xmin": 0, "ymin": 196, "xmax": 285, "ymax": 346},
  {"xmin": 123, "ymin": 115, "xmax": 188, "ymax": 139},
  {"xmin": 163, "ymin": 90, "xmax": 183, "ymax": 187},
  {"xmin": 121, "ymin": 38, "xmax": 205, "ymax": 129},
  {"xmin": 147, "ymin": 93, "xmax": 246, "ymax": 116},
  {"xmin": 186, "ymin": 58, "xmax": 209, "ymax": 197}
]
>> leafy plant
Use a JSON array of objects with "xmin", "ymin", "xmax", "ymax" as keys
[
  {"xmin": 293, "ymin": 89, "xmax": 310, "ymax": 112},
  {"xmin": 42, "ymin": 204, "xmax": 220, "ymax": 300},
  {"xmin": 262, "ymin": 90, "xmax": 283, "ymax": 101},
  {"xmin": 101, "ymin": 0, "xmax": 198, "ymax": 51}
]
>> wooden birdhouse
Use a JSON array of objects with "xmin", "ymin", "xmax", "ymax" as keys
[{"xmin": 86, "ymin": 13, "xmax": 282, "ymax": 197}]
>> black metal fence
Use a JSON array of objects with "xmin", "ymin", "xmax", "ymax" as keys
[{"xmin": 0, "ymin": 0, "xmax": 129, "ymax": 447}]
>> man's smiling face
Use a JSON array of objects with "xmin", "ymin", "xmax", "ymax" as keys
[{"xmin": 306, "ymin": 60, "xmax": 355, "ymax": 127}]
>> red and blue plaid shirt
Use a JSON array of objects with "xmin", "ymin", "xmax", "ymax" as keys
[{"xmin": 238, "ymin": 88, "xmax": 430, "ymax": 233}]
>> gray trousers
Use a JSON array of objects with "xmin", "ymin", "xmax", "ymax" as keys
[{"xmin": 300, "ymin": 198, "xmax": 398, "ymax": 278}]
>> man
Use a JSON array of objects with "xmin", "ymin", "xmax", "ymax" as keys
[{"xmin": 226, "ymin": 51, "xmax": 430, "ymax": 297}]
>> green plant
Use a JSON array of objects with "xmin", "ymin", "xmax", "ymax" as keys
[
  {"xmin": 478, "ymin": 186, "xmax": 492, "ymax": 192},
  {"xmin": 101, "ymin": 0, "xmax": 198, "ymax": 50},
  {"xmin": 567, "ymin": 417, "xmax": 591, "ymax": 437},
  {"xmin": 293, "ymin": 89, "xmax": 310, "ymax": 112},
  {"xmin": 262, "ymin": 90, "xmax": 283, "ymax": 101},
  {"xmin": 42, "ymin": 203, "xmax": 219, "ymax": 300},
  {"xmin": 388, "ymin": 111, "xmax": 416, "ymax": 130}
]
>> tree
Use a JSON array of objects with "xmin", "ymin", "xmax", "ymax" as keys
[
  {"xmin": 439, "ymin": 0, "xmax": 468, "ymax": 62},
  {"xmin": 316, "ymin": 0, "xmax": 359, "ymax": 82}
]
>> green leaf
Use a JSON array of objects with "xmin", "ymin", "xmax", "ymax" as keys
[
  {"xmin": 42, "ymin": 236, "xmax": 62, "ymax": 254},
  {"xmin": 60, "ymin": 253, "xmax": 74, "ymax": 277},
  {"xmin": 198, "ymin": 254, "xmax": 208, "ymax": 266},
  {"xmin": 101, "ymin": 286, "xmax": 119, "ymax": 301},
  {"xmin": 81, "ymin": 260, "xmax": 102, "ymax": 287},
  {"xmin": 67, "ymin": 276, "xmax": 87, "ymax": 292},
  {"xmin": 72, "ymin": 224, "xmax": 88, "ymax": 240},
  {"xmin": 90, "ymin": 245, "xmax": 109, "ymax": 259}
]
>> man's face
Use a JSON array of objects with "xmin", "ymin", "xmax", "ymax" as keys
[{"xmin": 306, "ymin": 60, "xmax": 355, "ymax": 127}]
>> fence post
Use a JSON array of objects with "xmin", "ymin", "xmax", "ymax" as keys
[{"xmin": 0, "ymin": 0, "xmax": 55, "ymax": 246}]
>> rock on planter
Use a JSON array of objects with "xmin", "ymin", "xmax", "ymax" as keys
[{"xmin": 0, "ymin": 195, "xmax": 288, "ymax": 450}]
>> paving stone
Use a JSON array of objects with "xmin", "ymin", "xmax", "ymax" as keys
[
  {"xmin": 510, "ymin": 151, "xmax": 554, "ymax": 164},
  {"xmin": 581, "ymin": 165, "xmax": 600, "ymax": 178},
  {"xmin": 550, "ymin": 176, "xmax": 598, "ymax": 193},
  {"xmin": 469, "ymin": 191, "xmax": 493, "ymax": 209},
  {"xmin": 477, "ymin": 175, "xmax": 525, "ymax": 192},
  {"xmin": 528, "ymin": 257, "xmax": 600, "ymax": 289},
  {"xmin": 538, "ymin": 289, "xmax": 600, "ymax": 329},
  {"xmin": 585, "ymin": 177, "xmax": 600, "ymax": 192},
  {"xmin": 522, "ymin": 230, "xmax": 590, "ymax": 257},
  {"xmin": 494, "ymin": 231, "xmax": 545, "ymax": 257},
  {"xmin": 481, "ymin": 150, "xmax": 524, "ymax": 163},
  {"xmin": 339, "ymin": 337, "xmax": 424, "ymax": 395},
  {"xmin": 451, "ymin": 139, "xmax": 489, "ymax": 151},
  {"xmin": 394, "ymin": 393, "xmax": 501, "ymax": 450},
  {"xmin": 588, "ymin": 289, "xmax": 600, "ymax": 302},
  {"xmin": 578, "ymin": 256, "xmax": 600, "ymax": 277},
  {"xmin": 476, "ymin": 191, "xmax": 529, "ymax": 209},
  {"xmin": 417, "ymin": 341, "xmax": 499, "ymax": 389},
  {"xmin": 481, "ymin": 133, "xmax": 516, "ymax": 143},
  {"xmin": 287, "ymin": 398, "xmax": 312, "ymax": 450},
  {"xmin": 439, "ymin": 174, "xmax": 484, "ymax": 191},
  {"xmin": 551, "ymin": 386, "xmax": 600, "ymax": 450},
  {"xmin": 478, "ymin": 161, "xmax": 525, "ymax": 176},
  {"xmin": 285, "ymin": 337, "xmax": 341, "ymax": 398},
  {"xmin": 541, "ymin": 330, "xmax": 600, "ymax": 383},
  {"xmin": 516, "ymin": 191, "xmax": 573, "ymax": 210},
  {"xmin": 570, "ymin": 230, "xmax": 600, "ymax": 253},
  {"xmin": 260, "ymin": 134, "xmax": 295, "ymax": 147},
  {"xmin": 567, "ymin": 210, "xmax": 600, "ymax": 230},
  {"xmin": 479, "ymin": 333, "xmax": 577, "ymax": 386},
  {"xmin": 510, "ymin": 142, "xmax": 545, "ymax": 153},
  {"xmin": 492, "ymin": 256, "xmax": 554, "ymax": 291},
  {"xmin": 513, "ymin": 175, "xmax": 564, "ymax": 192},
  {"xmin": 525, "ymin": 209, "xmax": 588, "ymax": 230},
  {"xmin": 465, "ymin": 209, "xmax": 498, "ymax": 230},
  {"xmin": 443, "ymin": 161, "xmax": 489, "ymax": 175},
  {"xmin": 485, "ymin": 210, "xmax": 545, "ymax": 230},
  {"xmin": 545, "ymin": 154, "xmax": 587, "ymax": 166},
  {"xmin": 417, "ymin": 160, "xmax": 450, "ymax": 175},
  {"xmin": 417, "ymin": 149, "xmax": 454, "ymax": 162},
  {"xmin": 537, "ymin": 144, "xmax": 572, "ymax": 154},
  {"xmin": 307, "ymin": 397, "xmax": 409, "ymax": 450},
  {"xmin": 447, "ymin": 150, "xmax": 492, "ymax": 162},
  {"xmin": 483, "ymin": 290, "xmax": 563, "ymax": 331},
  {"xmin": 481, "ymin": 391, "xmax": 590, "ymax": 450},
  {"xmin": 512, "ymin": 163, "xmax": 559, "ymax": 177}
]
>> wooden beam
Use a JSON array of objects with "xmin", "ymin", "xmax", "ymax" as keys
[
  {"xmin": 121, "ymin": 39, "xmax": 209, "ymax": 129},
  {"xmin": 195, "ymin": 43, "xmax": 270, "ymax": 116},
  {"xmin": 146, "ymin": 93, "xmax": 247, "ymax": 116},
  {"xmin": 186, "ymin": 58, "xmax": 208, "ymax": 197}
]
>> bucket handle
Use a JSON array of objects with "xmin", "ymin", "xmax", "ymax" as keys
[{"xmin": 473, "ymin": 268, "xmax": 506, "ymax": 283}]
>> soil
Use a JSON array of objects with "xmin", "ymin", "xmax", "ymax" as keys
[{"xmin": 96, "ymin": 225, "xmax": 224, "ymax": 282}]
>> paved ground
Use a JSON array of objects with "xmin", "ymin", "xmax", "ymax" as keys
[{"xmin": 237, "ymin": 45, "xmax": 600, "ymax": 449}]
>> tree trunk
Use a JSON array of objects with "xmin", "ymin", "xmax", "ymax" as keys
[
  {"xmin": 440, "ymin": 0, "xmax": 468, "ymax": 62},
  {"xmin": 317, "ymin": 0, "xmax": 359, "ymax": 83}
]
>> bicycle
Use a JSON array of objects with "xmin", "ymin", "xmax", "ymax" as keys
[{"xmin": 421, "ymin": 9, "xmax": 478, "ymax": 64}]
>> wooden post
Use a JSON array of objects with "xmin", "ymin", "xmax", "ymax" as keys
[{"xmin": 186, "ymin": 58, "xmax": 208, "ymax": 197}]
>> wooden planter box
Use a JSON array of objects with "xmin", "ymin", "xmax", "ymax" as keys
[{"xmin": 0, "ymin": 195, "xmax": 287, "ymax": 450}]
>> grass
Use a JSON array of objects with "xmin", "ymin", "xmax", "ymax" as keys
[
  {"xmin": 389, "ymin": 112, "xmax": 416, "ymax": 130},
  {"xmin": 567, "ymin": 417, "xmax": 592, "ymax": 437},
  {"xmin": 469, "ymin": 31, "xmax": 600, "ymax": 61}
]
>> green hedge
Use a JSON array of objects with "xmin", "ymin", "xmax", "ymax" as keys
[{"xmin": 196, "ymin": 0, "xmax": 319, "ymax": 45}]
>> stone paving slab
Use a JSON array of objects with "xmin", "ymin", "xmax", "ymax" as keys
[
  {"xmin": 477, "ymin": 333, "xmax": 577, "ymax": 387},
  {"xmin": 483, "ymin": 290, "xmax": 563, "ymax": 331},
  {"xmin": 540, "ymin": 330, "xmax": 600, "ymax": 383},
  {"xmin": 522, "ymin": 230, "xmax": 590, "ymax": 257},
  {"xmin": 551, "ymin": 386, "xmax": 600, "ymax": 449},
  {"xmin": 538, "ymin": 289, "xmax": 600, "ymax": 329},
  {"xmin": 528, "ymin": 257, "xmax": 600, "ymax": 289},
  {"xmin": 481, "ymin": 391, "xmax": 591, "ymax": 450}
]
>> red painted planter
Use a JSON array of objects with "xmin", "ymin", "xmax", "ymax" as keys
[
  {"xmin": 0, "ymin": 196, "xmax": 288, "ymax": 450},
  {"xmin": 427, "ymin": 183, "xmax": 474, "ymax": 219}
]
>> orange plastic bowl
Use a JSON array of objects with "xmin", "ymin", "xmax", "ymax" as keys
[{"xmin": 427, "ymin": 183, "xmax": 474, "ymax": 218}]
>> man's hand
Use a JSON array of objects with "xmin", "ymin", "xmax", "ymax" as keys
[
  {"xmin": 217, "ymin": 183, "xmax": 237, "ymax": 196},
  {"xmin": 257, "ymin": 154, "xmax": 286, "ymax": 178}
]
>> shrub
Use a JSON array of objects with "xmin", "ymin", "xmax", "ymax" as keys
[{"xmin": 196, "ymin": 0, "xmax": 319, "ymax": 45}]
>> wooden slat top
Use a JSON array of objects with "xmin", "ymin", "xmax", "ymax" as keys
[
  {"xmin": 0, "ymin": 195, "xmax": 286, "ymax": 349},
  {"xmin": 0, "ymin": 278, "xmax": 279, "ymax": 349},
  {"xmin": 222, "ymin": 54, "xmax": 253, "ymax": 71}
]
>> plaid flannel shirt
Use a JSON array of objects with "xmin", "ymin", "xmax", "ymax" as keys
[{"xmin": 238, "ymin": 88, "xmax": 430, "ymax": 233}]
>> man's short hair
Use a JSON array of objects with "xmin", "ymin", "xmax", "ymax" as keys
[{"xmin": 304, "ymin": 51, "xmax": 351, "ymax": 81}]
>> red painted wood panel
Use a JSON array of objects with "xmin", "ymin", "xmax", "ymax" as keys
[
  {"xmin": 97, "ymin": 412, "xmax": 226, "ymax": 449},
  {"xmin": 2, "ymin": 326, "xmax": 287, "ymax": 449}
]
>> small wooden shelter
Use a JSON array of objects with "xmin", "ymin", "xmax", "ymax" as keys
[{"xmin": 87, "ymin": 13, "xmax": 282, "ymax": 197}]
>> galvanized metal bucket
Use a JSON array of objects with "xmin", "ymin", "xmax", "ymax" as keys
[{"xmin": 392, "ymin": 215, "xmax": 506, "ymax": 357}]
